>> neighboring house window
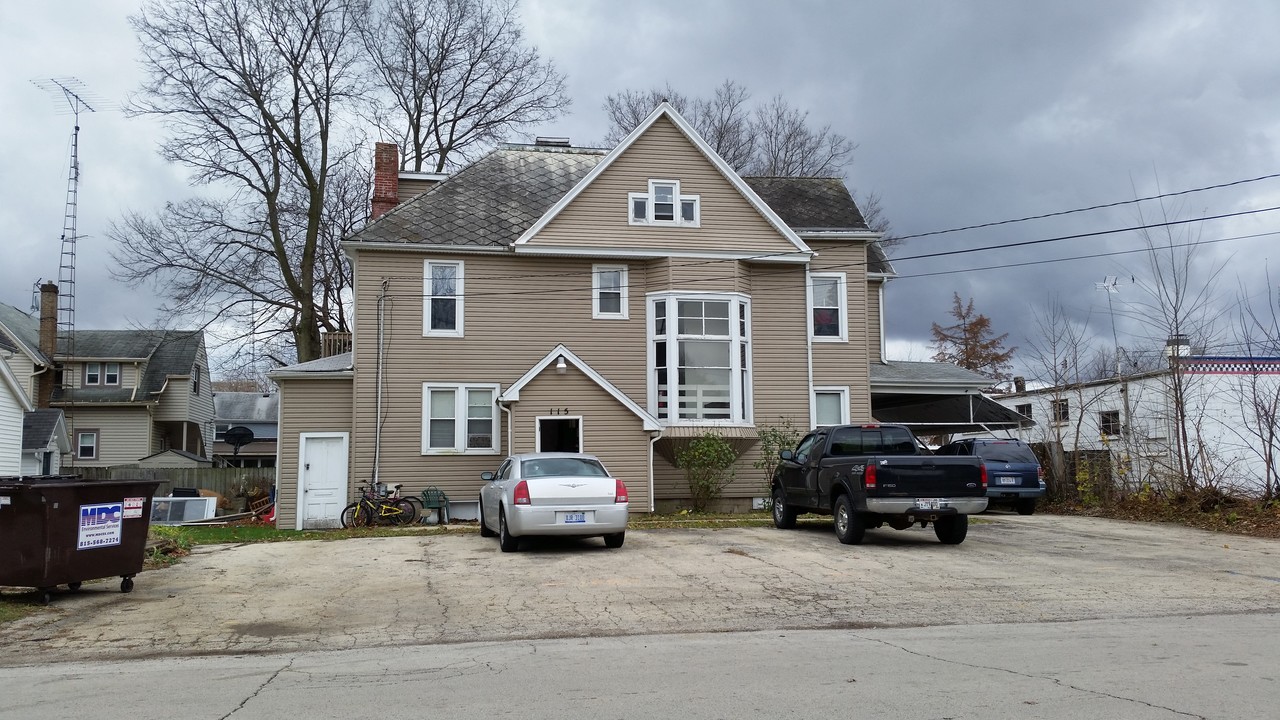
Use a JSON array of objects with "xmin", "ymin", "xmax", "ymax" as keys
[
  {"xmin": 424, "ymin": 261, "xmax": 464, "ymax": 336},
  {"xmin": 104, "ymin": 363, "xmax": 120, "ymax": 385},
  {"xmin": 421, "ymin": 383, "xmax": 499, "ymax": 453},
  {"xmin": 628, "ymin": 179, "xmax": 700, "ymax": 227},
  {"xmin": 84, "ymin": 362, "xmax": 101, "ymax": 386},
  {"xmin": 1015, "ymin": 403, "xmax": 1032, "ymax": 419},
  {"xmin": 192, "ymin": 365, "xmax": 202, "ymax": 395},
  {"xmin": 77, "ymin": 430, "xmax": 98, "ymax": 460},
  {"xmin": 593, "ymin": 265, "xmax": 629, "ymax": 319},
  {"xmin": 1051, "ymin": 399, "xmax": 1069, "ymax": 423},
  {"xmin": 649, "ymin": 293, "xmax": 751, "ymax": 423},
  {"xmin": 1099, "ymin": 410, "xmax": 1121, "ymax": 436},
  {"xmin": 812, "ymin": 387, "xmax": 850, "ymax": 428},
  {"xmin": 809, "ymin": 273, "xmax": 847, "ymax": 341}
]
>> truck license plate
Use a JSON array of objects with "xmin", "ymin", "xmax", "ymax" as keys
[
  {"xmin": 998, "ymin": 476, "xmax": 1018, "ymax": 485},
  {"xmin": 915, "ymin": 499, "xmax": 942, "ymax": 510},
  {"xmin": 562, "ymin": 512, "xmax": 586, "ymax": 524}
]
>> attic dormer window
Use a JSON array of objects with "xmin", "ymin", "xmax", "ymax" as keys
[{"xmin": 629, "ymin": 179, "xmax": 699, "ymax": 227}]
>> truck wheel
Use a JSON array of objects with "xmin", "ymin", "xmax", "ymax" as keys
[
  {"xmin": 934, "ymin": 515, "xmax": 969, "ymax": 545},
  {"xmin": 832, "ymin": 495, "xmax": 865, "ymax": 545},
  {"xmin": 772, "ymin": 485, "xmax": 797, "ymax": 529},
  {"xmin": 1015, "ymin": 499, "xmax": 1037, "ymax": 516}
]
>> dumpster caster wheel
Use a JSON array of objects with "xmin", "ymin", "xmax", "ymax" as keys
[
  {"xmin": 38, "ymin": 589, "xmax": 52, "ymax": 605},
  {"xmin": 67, "ymin": 582, "xmax": 82, "ymax": 592},
  {"xmin": 120, "ymin": 577, "xmax": 134, "ymax": 594}
]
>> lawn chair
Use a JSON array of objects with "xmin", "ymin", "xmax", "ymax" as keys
[{"xmin": 420, "ymin": 486, "xmax": 449, "ymax": 524}]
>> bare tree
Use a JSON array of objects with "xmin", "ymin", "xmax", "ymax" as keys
[
  {"xmin": 114, "ymin": 0, "xmax": 367, "ymax": 363},
  {"xmin": 930, "ymin": 293, "xmax": 1016, "ymax": 385},
  {"xmin": 854, "ymin": 190, "xmax": 898, "ymax": 248},
  {"xmin": 362, "ymin": 0, "xmax": 570, "ymax": 172},
  {"xmin": 1223, "ymin": 274, "xmax": 1280, "ymax": 500}
]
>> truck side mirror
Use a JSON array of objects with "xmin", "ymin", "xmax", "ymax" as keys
[{"xmin": 778, "ymin": 450, "xmax": 794, "ymax": 461}]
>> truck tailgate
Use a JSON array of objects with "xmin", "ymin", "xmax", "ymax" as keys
[{"xmin": 872, "ymin": 457, "xmax": 984, "ymax": 497}]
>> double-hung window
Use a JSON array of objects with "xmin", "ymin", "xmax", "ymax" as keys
[
  {"xmin": 649, "ymin": 293, "xmax": 751, "ymax": 424},
  {"xmin": 84, "ymin": 363, "xmax": 101, "ymax": 386},
  {"xmin": 422, "ymin": 383, "xmax": 498, "ymax": 453},
  {"xmin": 593, "ymin": 265, "xmax": 629, "ymax": 319},
  {"xmin": 629, "ymin": 180, "xmax": 700, "ymax": 226},
  {"xmin": 809, "ymin": 272, "xmax": 847, "ymax": 341},
  {"xmin": 424, "ymin": 261, "xmax": 464, "ymax": 337},
  {"xmin": 77, "ymin": 430, "xmax": 98, "ymax": 460},
  {"xmin": 104, "ymin": 363, "xmax": 120, "ymax": 385},
  {"xmin": 812, "ymin": 387, "xmax": 850, "ymax": 427}
]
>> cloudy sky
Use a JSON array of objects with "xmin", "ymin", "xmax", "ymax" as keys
[{"xmin": 3, "ymin": 0, "xmax": 1279, "ymax": 379}]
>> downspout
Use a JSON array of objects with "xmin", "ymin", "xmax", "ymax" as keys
[
  {"xmin": 500, "ymin": 401, "xmax": 514, "ymax": 456},
  {"xmin": 373, "ymin": 280, "xmax": 389, "ymax": 485},
  {"xmin": 804, "ymin": 267, "xmax": 815, "ymax": 424},
  {"xmin": 648, "ymin": 431, "xmax": 661, "ymax": 512}
]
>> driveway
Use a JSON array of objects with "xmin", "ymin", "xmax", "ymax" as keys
[{"xmin": 3, "ymin": 514, "xmax": 1278, "ymax": 665}]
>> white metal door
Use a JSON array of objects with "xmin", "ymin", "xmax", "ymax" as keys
[{"xmin": 299, "ymin": 433, "xmax": 348, "ymax": 529}]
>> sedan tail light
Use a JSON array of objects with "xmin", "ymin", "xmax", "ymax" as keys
[
  {"xmin": 513, "ymin": 480, "xmax": 531, "ymax": 505},
  {"xmin": 864, "ymin": 463, "xmax": 877, "ymax": 490},
  {"xmin": 615, "ymin": 479, "xmax": 629, "ymax": 504}
]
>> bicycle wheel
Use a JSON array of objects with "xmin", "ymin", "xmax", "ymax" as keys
[
  {"xmin": 390, "ymin": 498, "xmax": 416, "ymax": 525},
  {"xmin": 340, "ymin": 502, "xmax": 361, "ymax": 528},
  {"xmin": 396, "ymin": 498, "xmax": 419, "ymax": 524}
]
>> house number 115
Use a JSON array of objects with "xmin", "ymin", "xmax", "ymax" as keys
[{"xmin": 549, "ymin": 407, "xmax": 570, "ymax": 415}]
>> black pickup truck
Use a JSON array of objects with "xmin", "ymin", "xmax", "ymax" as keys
[{"xmin": 771, "ymin": 424, "xmax": 988, "ymax": 544}]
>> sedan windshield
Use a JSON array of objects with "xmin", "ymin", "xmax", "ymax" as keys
[{"xmin": 521, "ymin": 458, "xmax": 609, "ymax": 478}]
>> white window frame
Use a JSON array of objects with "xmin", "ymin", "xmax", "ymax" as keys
[
  {"xmin": 84, "ymin": 362, "xmax": 101, "ymax": 386},
  {"xmin": 628, "ymin": 179, "xmax": 700, "ymax": 227},
  {"xmin": 423, "ymin": 260, "xmax": 465, "ymax": 337},
  {"xmin": 811, "ymin": 386, "xmax": 850, "ymax": 428},
  {"xmin": 808, "ymin": 271, "xmax": 848, "ymax": 342},
  {"xmin": 77, "ymin": 430, "xmax": 99, "ymax": 460},
  {"xmin": 535, "ymin": 415, "xmax": 585, "ymax": 453},
  {"xmin": 646, "ymin": 292, "xmax": 752, "ymax": 426},
  {"xmin": 592, "ymin": 264, "xmax": 629, "ymax": 320},
  {"xmin": 104, "ymin": 362, "xmax": 121, "ymax": 386},
  {"xmin": 421, "ymin": 383, "xmax": 500, "ymax": 454}
]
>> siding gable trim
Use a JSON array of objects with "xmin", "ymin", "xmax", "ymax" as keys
[
  {"xmin": 499, "ymin": 344, "xmax": 662, "ymax": 431},
  {"xmin": 512, "ymin": 103, "xmax": 813, "ymax": 258}
]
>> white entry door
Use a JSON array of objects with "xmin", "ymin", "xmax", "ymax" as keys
[{"xmin": 298, "ymin": 433, "xmax": 348, "ymax": 529}]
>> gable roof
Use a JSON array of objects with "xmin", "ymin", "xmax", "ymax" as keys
[
  {"xmin": 0, "ymin": 302, "xmax": 47, "ymax": 364},
  {"xmin": 499, "ymin": 344, "xmax": 662, "ymax": 431},
  {"xmin": 214, "ymin": 392, "xmax": 280, "ymax": 422},
  {"xmin": 22, "ymin": 409, "xmax": 68, "ymax": 452},
  {"xmin": 53, "ymin": 330, "xmax": 205, "ymax": 405},
  {"xmin": 513, "ymin": 103, "xmax": 810, "ymax": 257}
]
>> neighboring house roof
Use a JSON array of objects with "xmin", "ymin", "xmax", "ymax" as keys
[
  {"xmin": 53, "ymin": 329, "xmax": 204, "ymax": 405},
  {"xmin": 213, "ymin": 392, "xmax": 280, "ymax": 423},
  {"xmin": 22, "ymin": 409, "xmax": 69, "ymax": 452},
  {"xmin": 871, "ymin": 361, "xmax": 992, "ymax": 391},
  {"xmin": 0, "ymin": 302, "xmax": 47, "ymax": 364},
  {"xmin": 866, "ymin": 242, "xmax": 894, "ymax": 275},
  {"xmin": 137, "ymin": 448, "xmax": 213, "ymax": 464},
  {"xmin": 268, "ymin": 352, "xmax": 354, "ymax": 380}
]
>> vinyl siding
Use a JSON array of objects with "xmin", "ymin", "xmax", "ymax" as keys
[
  {"xmin": 809, "ymin": 241, "xmax": 873, "ymax": 422},
  {"xmin": 529, "ymin": 117, "xmax": 799, "ymax": 255},
  {"xmin": 3, "ymin": 355, "xmax": 36, "ymax": 400},
  {"xmin": 63, "ymin": 407, "xmax": 152, "ymax": 467},
  {"xmin": 276, "ymin": 378, "xmax": 354, "ymax": 530},
  {"xmin": 0, "ymin": 384, "xmax": 22, "ymax": 475},
  {"xmin": 868, "ymin": 280, "xmax": 883, "ymax": 365},
  {"xmin": 509, "ymin": 365, "xmax": 652, "ymax": 512},
  {"xmin": 154, "ymin": 376, "xmax": 190, "ymax": 421},
  {"xmin": 188, "ymin": 343, "xmax": 215, "ymax": 456}
]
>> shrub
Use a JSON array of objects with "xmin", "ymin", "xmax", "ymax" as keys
[
  {"xmin": 752, "ymin": 417, "xmax": 802, "ymax": 488},
  {"xmin": 676, "ymin": 432, "xmax": 740, "ymax": 512}
]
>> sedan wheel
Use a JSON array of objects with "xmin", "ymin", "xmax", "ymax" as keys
[
  {"xmin": 603, "ymin": 531, "xmax": 625, "ymax": 549},
  {"xmin": 498, "ymin": 507, "xmax": 519, "ymax": 552}
]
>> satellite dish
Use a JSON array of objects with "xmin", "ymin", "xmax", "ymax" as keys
[{"xmin": 224, "ymin": 426, "xmax": 255, "ymax": 456}]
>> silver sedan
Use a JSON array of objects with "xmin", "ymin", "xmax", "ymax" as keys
[{"xmin": 478, "ymin": 452, "xmax": 629, "ymax": 552}]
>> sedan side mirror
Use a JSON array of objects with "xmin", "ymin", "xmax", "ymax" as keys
[
  {"xmin": 480, "ymin": 471, "xmax": 495, "ymax": 481},
  {"xmin": 778, "ymin": 450, "xmax": 794, "ymax": 461}
]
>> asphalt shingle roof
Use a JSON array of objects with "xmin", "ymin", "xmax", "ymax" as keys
[
  {"xmin": 22, "ymin": 409, "xmax": 65, "ymax": 451},
  {"xmin": 214, "ymin": 392, "xmax": 279, "ymax": 422},
  {"xmin": 0, "ymin": 303, "xmax": 46, "ymax": 363},
  {"xmin": 741, "ymin": 177, "xmax": 868, "ymax": 231},
  {"xmin": 870, "ymin": 361, "xmax": 992, "ymax": 387}
]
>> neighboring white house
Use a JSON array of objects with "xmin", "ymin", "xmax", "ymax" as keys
[
  {"xmin": 987, "ymin": 356, "xmax": 1280, "ymax": 496},
  {"xmin": 22, "ymin": 409, "xmax": 70, "ymax": 476},
  {"xmin": 0, "ymin": 359, "xmax": 34, "ymax": 475}
]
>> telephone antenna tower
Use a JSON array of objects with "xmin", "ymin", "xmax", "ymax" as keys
[{"xmin": 32, "ymin": 78, "xmax": 102, "ymax": 374}]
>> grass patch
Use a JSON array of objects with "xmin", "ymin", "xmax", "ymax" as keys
[
  {"xmin": 0, "ymin": 592, "xmax": 44, "ymax": 625},
  {"xmin": 150, "ymin": 520, "xmax": 470, "ymax": 549}
]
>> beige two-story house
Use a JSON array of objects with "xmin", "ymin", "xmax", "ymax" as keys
[
  {"xmin": 0, "ymin": 286, "xmax": 213, "ymax": 469},
  {"xmin": 271, "ymin": 103, "xmax": 903, "ymax": 528}
]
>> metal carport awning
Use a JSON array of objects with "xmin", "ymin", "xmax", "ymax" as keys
[{"xmin": 871, "ymin": 393, "xmax": 1032, "ymax": 436}]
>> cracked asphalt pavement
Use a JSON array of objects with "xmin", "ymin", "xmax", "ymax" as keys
[{"xmin": 2, "ymin": 514, "xmax": 1278, "ymax": 665}]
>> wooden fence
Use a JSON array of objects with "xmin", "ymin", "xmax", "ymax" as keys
[{"xmin": 73, "ymin": 466, "xmax": 276, "ymax": 503}]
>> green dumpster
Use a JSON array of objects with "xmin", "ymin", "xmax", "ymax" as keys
[{"xmin": 0, "ymin": 476, "xmax": 162, "ymax": 604}]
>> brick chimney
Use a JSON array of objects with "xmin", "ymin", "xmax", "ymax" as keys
[
  {"xmin": 37, "ymin": 282, "xmax": 58, "ymax": 408},
  {"xmin": 371, "ymin": 142, "xmax": 400, "ymax": 220}
]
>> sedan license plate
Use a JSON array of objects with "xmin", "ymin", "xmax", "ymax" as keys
[
  {"xmin": 562, "ymin": 512, "xmax": 586, "ymax": 524},
  {"xmin": 998, "ymin": 476, "xmax": 1019, "ymax": 485},
  {"xmin": 915, "ymin": 498, "xmax": 942, "ymax": 510}
]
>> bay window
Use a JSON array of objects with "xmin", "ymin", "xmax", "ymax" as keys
[{"xmin": 649, "ymin": 293, "xmax": 751, "ymax": 423}]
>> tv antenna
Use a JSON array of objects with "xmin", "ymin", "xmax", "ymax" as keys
[{"xmin": 32, "ymin": 78, "xmax": 102, "ymax": 381}]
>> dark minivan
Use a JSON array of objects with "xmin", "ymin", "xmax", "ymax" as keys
[{"xmin": 935, "ymin": 438, "xmax": 1045, "ymax": 515}]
